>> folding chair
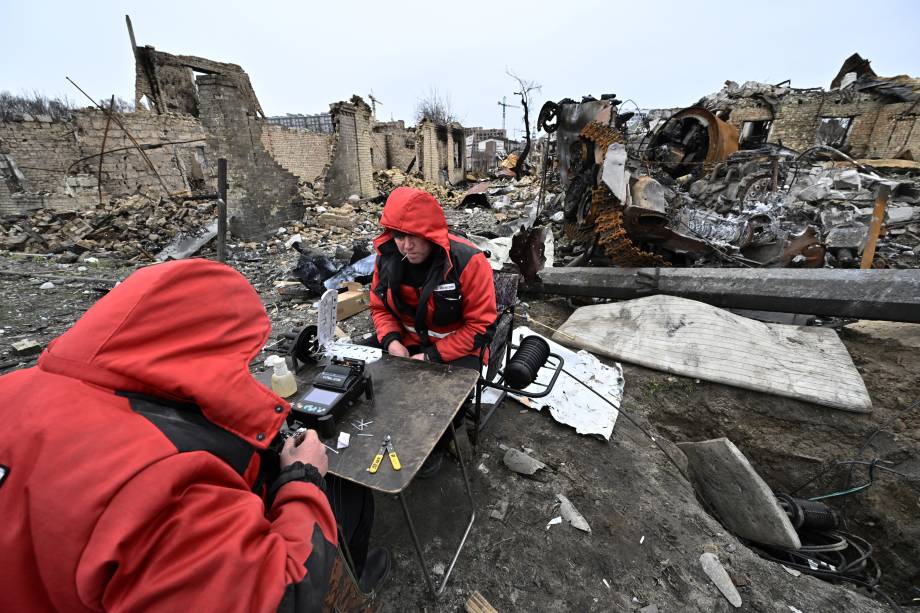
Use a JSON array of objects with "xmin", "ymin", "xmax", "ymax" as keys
[{"xmin": 469, "ymin": 271, "xmax": 564, "ymax": 446}]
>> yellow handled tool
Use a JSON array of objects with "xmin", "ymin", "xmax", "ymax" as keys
[{"xmin": 367, "ymin": 434, "xmax": 400, "ymax": 473}]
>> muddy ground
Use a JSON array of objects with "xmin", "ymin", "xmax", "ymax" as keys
[{"xmin": 1, "ymin": 253, "xmax": 918, "ymax": 612}]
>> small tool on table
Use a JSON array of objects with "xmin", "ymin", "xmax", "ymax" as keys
[{"xmin": 368, "ymin": 434, "xmax": 401, "ymax": 473}]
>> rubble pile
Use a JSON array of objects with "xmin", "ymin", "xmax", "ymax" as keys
[
  {"xmin": 664, "ymin": 151, "xmax": 920, "ymax": 268},
  {"xmin": 536, "ymin": 94, "xmax": 920, "ymax": 271},
  {"xmin": 0, "ymin": 195, "xmax": 219, "ymax": 261},
  {"xmin": 373, "ymin": 169, "xmax": 461, "ymax": 206}
]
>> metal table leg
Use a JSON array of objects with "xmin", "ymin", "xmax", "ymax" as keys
[{"xmin": 398, "ymin": 422, "xmax": 477, "ymax": 598}]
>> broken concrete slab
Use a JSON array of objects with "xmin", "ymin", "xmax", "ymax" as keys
[
  {"xmin": 700, "ymin": 552, "xmax": 742, "ymax": 608},
  {"xmin": 554, "ymin": 295, "xmax": 871, "ymax": 412},
  {"xmin": 155, "ymin": 219, "xmax": 218, "ymax": 261},
  {"xmin": 11, "ymin": 339, "xmax": 42, "ymax": 356},
  {"xmin": 556, "ymin": 494, "xmax": 591, "ymax": 533},
  {"xmin": 677, "ymin": 438, "xmax": 801, "ymax": 549},
  {"xmin": 503, "ymin": 448, "xmax": 547, "ymax": 475}
]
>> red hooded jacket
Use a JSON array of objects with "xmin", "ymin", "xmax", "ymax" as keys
[
  {"xmin": 370, "ymin": 187, "xmax": 497, "ymax": 363},
  {"xmin": 0, "ymin": 259, "xmax": 336, "ymax": 612}
]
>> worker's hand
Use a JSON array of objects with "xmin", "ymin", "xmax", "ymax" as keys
[
  {"xmin": 410, "ymin": 353, "xmax": 426, "ymax": 361},
  {"xmin": 387, "ymin": 340, "xmax": 410, "ymax": 357},
  {"xmin": 281, "ymin": 429, "xmax": 328, "ymax": 476}
]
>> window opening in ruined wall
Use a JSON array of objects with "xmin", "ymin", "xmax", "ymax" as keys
[
  {"xmin": 816, "ymin": 117, "xmax": 853, "ymax": 148},
  {"xmin": 453, "ymin": 141, "xmax": 461, "ymax": 168},
  {"xmin": 739, "ymin": 120, "xmax": 772, "ymax": 149}
]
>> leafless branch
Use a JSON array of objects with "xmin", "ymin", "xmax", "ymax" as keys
[{"xmin": 415, "ymin": 86, "xmax": 457, "ymax": 125}]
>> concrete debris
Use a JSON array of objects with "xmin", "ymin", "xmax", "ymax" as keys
[
  {"xmin": 699, "ymin": 552, "xmax": 742, "ymax": 608},
  {"xmin": 1, "ymin": 195, "xmax": 219, "ymax": 261},
  {"xmin": 556, "ymin": 494, "xmax": 591, "ymax": 533},
  {"xmin": 534, "ymin": 266, "xmax": 920, "ymax": 323},
  {"xmin": 677, "ymin": 438, "xmax": 801, "ymax": 549},
  {"xmin": 502, "ymin": 448, "xmax": 547, "ymax": 476},
  {"xmin": 11, "ymin": 339, "xmax": 42, "ymax": 356},
  {"xmin": 39, "ymin": 281, "xmax": 55, "ymax": 290}
]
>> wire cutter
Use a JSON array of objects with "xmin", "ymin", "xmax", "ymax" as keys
[{"xmin": 368, "ymin": 434, "xmax": 401, "ymax": 473}]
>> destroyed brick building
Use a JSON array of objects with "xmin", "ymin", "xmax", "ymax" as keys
[
  {"xmin": 0, "ymin": 17, "xmax": 467, "ymax": 238},
  {"xmin": 693, "ymin": 54, "xmax": 920, "ymax": 158}
]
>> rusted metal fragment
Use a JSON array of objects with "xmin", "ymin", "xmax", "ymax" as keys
[
  {"xmin": 646, "ymin": 107, "xmax": 739, "ymax": 178},
  {"xmin": 595, "ymin": 209, "xmax": 671, "ymax": 267},
  {"xmin": 510, "ymin": 225, "xmax": 549, "ymax": 283}
]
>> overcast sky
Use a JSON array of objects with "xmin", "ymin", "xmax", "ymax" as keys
[{"xmin": 3, "ymin": 0, "xmax": 919, "ymax": 138}]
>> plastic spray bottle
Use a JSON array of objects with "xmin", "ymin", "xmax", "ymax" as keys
[{"xmin": 264, "ymin": 355, "xmax": 297, "ymax": 398}]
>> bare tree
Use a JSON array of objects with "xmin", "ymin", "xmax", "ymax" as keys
[
  {"xmin": 0, "ymin": 90, "xmax": 76, "ymax": 122},
  {"xmin": 506, "ymin": 71, "xmax": 541, "ymax": 179},
  {"xmin": 98, "ymin": 96, "xmax": 135, "ymax": 113},
  {"xmin": 415, "ymin": 87, "xmax": 457, "ymax": 125}
]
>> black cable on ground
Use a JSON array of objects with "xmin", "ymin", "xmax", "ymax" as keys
[{"xmin": 752, "ymin": 529, "xmax": 903, "ymax": 612}]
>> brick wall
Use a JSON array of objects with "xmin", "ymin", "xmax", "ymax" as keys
[
  {"xmin": 0, "ymin": 110, "xmax": 210, "ymax": 216},
  {"xmin": 373, "ymin": 120, "xmax": 416, "ymax": 172},
  {"xmin": 325, "ymin": 98, "xmax": 377, "ymax": 202},
  {"xmin": 197, "ymin": 74, "xmax": 303, "ymax": 237},
  {"xmin": 447, "ymin": 127, "xmax": 465, "ymax": 183},
  {"xmin": 866, "ymin": 102, "xmax": 920, "ymax": 158},
  {"xmin": 417, "ymin": 121, "xmax": 440, "ymax": 183},
  {"xmin": 260, "ymin": 124, "xmax": 333, "ymax": 183},
  {"xmin": 722, "ymin": 91, "xmax": 920, "ymax": 158},
  {"xmin": 768, "ymin": 91, "xmax": 884, "ymax": 156}
]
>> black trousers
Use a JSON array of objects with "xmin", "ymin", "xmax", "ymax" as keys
[{"xmin": 324, "ymin": 474, "xmax": 374, "ymax": 576}]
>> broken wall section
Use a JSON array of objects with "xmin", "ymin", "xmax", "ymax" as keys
[
  {"xmin": 372, "ymin": 120, "xmax": 416, "ymax": 173},
  {"xmin": 260, "ymin": 124, "xmax": 333, "ymax": 186},
  {"xmin": 325, "ymin": 97, "xmax": 377, "ymax": 202},
  {"xmin": 0, "ymin": 111, "xmax": 211, "ymax": 217},
  {"xmin": 417, "ymin": 119, "xmax": 466, "ymax": 185},
  {"xmin": 727, "ymin": 90, "xmax": 920, "ymax": 158},
  {"xmin": 197, "ymin": 74, "xmax": 303, "ymax": 237},
  {"xmin": 133, "ymin": 42, "xmax": 264, "ymax": 118}
]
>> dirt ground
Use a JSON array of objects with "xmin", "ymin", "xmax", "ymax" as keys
[{"xmin": 1, "ymin": 254, "xmax": 917, "ymax": 612}]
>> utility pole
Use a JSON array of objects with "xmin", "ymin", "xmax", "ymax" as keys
[
  {"xmin": 497, "ymin": 96, "xmax": 519, "ymax": 131},
  {"xmin": 368, "ymin": 92, "xmax": 383, "ymax": 116}
]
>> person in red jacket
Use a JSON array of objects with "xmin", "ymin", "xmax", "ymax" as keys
[
  {"xmin": 368, "ymin": 187, "xmax": 497, "ymax": 475},
  {"xmin": 0, "ymin": 259, "xmax": 380, "ymax": 612}
]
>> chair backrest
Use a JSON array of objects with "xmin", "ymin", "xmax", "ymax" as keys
[
  {"xmin": 493, "ymin": 272, "xmax": 519, "ymax": 313},
  {"xmin": 484, "ymin": 271, "xmax": 520, "ymax": 382}
]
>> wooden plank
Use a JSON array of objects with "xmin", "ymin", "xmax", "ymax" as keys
[{"xmin": 465, "ymin": 591, "xmax": 498, "ymax": 613}]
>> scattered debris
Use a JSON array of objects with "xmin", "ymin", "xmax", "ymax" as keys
[
  {"xmin": 502, "ymin": 447, "xmax": 547, "ymax": 476},
  {"xmin": 699, "ymin": 552, "xmax": 742, "ymax": 608},
  {"xmin": 556, "ymin": 494, "xmax": 591, "ymax": 533},
  {"xmin": 465, "ymin": 591, "xmax": 498, "ymax": 613},
  {"xmin": 545, "ymin": 516, "xmax": 562, "ymax": 530},
  {"xmin": 11, "ymin": 339, "xmax": 42, "ymax": 356},
  {"xmin": 489, "ymin": 499, "xmax": 509, "ymax": 521},
  {"xmin": 38, "ymin": 281, "xmax": 55, "ymax": 290},
  {"xmin": 155, "ymin": 219, "xmax": 218, "ymax": 261}
]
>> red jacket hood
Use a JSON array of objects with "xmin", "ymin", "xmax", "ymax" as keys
[
  {"xmin": 373, "ymin": 187, "xmax": 451, "ymax": 257},
  {"xmin": 37, "ymin": 259, "xmax": 286, "ymax": 449}
]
